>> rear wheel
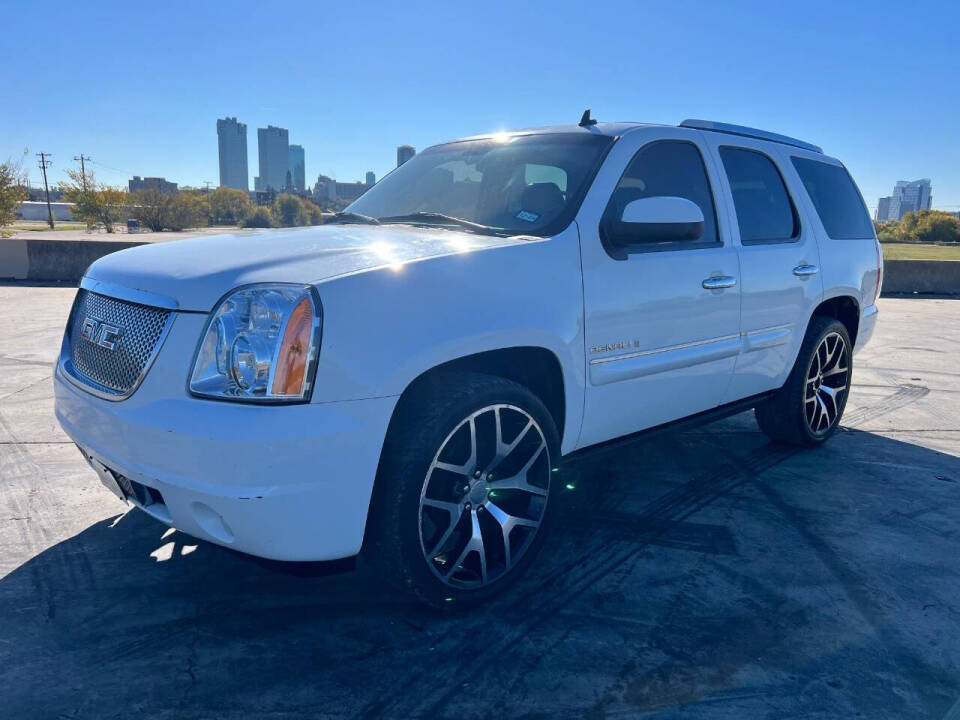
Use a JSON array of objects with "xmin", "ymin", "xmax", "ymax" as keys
[
  {"xmin": 366, "ymin": 372, "xmax": 559, "ymax": 607},
  {"xmin": 755, "ymin": 316, "xmax": 852, "ymax": 446}
]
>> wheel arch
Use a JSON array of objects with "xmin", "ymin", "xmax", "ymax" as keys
[
  {"xmin": 386, "ymin": 346, "xmax": 567, "ymax": 446},
  {"xmin": 809, "ymin": 294, "xmax": 860, "ymax": 347}
]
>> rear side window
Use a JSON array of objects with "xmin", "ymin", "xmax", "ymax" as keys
[
  {"xmin": 791, "ymin": 157, "xmax": 874, "ymax": 239},
  {"xmin": 719, "ymin": 147, "xmax": 798, "ymax": 244}
]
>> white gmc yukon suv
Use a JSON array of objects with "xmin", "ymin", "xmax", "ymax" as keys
[{"xmin": 55, "ymin": 116, "xmax": 882, "ymax": 606}]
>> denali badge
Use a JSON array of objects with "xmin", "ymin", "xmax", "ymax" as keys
[{"xmin": 80, "ymin": 317, "xmax": 122, "ymax": 351}]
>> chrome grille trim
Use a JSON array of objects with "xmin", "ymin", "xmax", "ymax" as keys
[
  {"xmin": 80, "ymin": 276, "xmax": 180, "ymax": 310},
  {"xmin": 60, "ymin": 289, "xmax": 175, "ymax": 401}
]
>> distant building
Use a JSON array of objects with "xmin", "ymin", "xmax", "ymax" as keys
[
  {"xmin": 366, "ymin": 171, "xmax": 376, "ymax": 185},
  {"xmin": 128, "ymin": 176, "xmax": 178, "ymax": 194},
  {"xmin": 217, "ymin": 117, "xmax": 248, "ymax": 191},
  {"xmin": 335, "ymin": 181, "xmax": 371, "ymax": 202},
  {"xmin": 250, "ymin": 188, "xmax": 276, "ymax": 206},
  {"xmin": 312, "ymin": 173, "xmax": 374, "ymax": 205},
  {"xmin": 288, "ymin": 144, "xmax": 306, "ymax": 192},
  {"xmin": 314, "ymin": 174, "xmax": 336, "ymax": 202},
  {"xmin": 876, "ymin": 179, "xmax": 933, "ymax": 221},
  {"xmin": 257, "ymin": 125, "xmax": 289, "ymax": 191},
  {"xmin": 876, "ymin": 197, "xmax": 891, "ymax": 223},
  {"xmin": 397, "ymin": 145, "xmax": 415, "ymax": 167}
]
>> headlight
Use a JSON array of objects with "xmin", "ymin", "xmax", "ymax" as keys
[{"xmin": 189, "ymin": 284, "xmax": 321, "ymax": 403}]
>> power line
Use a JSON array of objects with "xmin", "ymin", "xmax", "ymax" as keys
[
  {"xmin": 87, "ymin": 158, "xmax": 138, "ymax": 179},
  {"xmin": 73, "ymin": 154, "xmax": 92, "ymax": 190},
  {"xmin": 35, "ymin": 152, "xmax": 55, "ymax": 229}
]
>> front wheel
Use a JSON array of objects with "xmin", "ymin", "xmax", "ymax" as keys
[
  {"xmin": 365, "ymin": 372, "xmax": 560, "ymax": 607},
  {"xmin": 755, "ymin": 316, "xmax": 853, "ymax": 446}
]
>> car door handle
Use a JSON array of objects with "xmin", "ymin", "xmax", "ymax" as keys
[
  {"xmin": 702, "ymin": 276, "xmax": 737, "ymax": 290},
  {"xmin": 793, "ymin": 264, "xmax": 819, "ymax": 277}
]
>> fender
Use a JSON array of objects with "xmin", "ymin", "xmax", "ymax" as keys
[{"xmin": 311, "ymin": 225, "xmax": 587, "ymax": 453}]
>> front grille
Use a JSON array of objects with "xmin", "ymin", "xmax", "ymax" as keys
[{"xmin": 64, "ymin": 289, "xmax": 172, "ymax": 398}]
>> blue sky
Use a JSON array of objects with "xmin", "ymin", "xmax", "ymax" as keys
[{"xmin": 6, "ymin": 0, "xmax": 959, "ymax": 212}]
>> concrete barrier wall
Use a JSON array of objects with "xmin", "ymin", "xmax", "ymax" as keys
[
  {"xmin": 882, "ymin": 259, "xmax": 960, "ymax": 296},
  {"xmin": 1, "ymin": 239, "xmax": 146, "ymax": 281}
]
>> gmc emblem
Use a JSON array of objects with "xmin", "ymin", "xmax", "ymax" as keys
[{"xmin": 80, "ymin": 317, "xmax": 122, "ymax": 351}]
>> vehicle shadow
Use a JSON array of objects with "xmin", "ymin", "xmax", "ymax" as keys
[{"xmin": 3, "ymin": 418, "xmax": 960, "ymax": 719}]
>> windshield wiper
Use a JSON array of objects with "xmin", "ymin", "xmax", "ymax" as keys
[
  {"xmin": 326, "ymin": 211, "xmax": 380, "ymax": 225},
  {"xmin": 377, "ymin": 212, "xmax": 503, "ymax": 235}
]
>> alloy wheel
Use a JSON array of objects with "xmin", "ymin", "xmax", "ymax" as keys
[
  {"xmin": 804, "ymin": 331, "xmax": 850, "ymax": 435},
  {"xmin": 418, "ymin": 404, "xmax": 551, "ymax": 589}
]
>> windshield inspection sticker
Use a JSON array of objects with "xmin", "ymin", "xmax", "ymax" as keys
[{"xmin": 515, "ymin": 210, "xmax": 540, "ymax": 223}]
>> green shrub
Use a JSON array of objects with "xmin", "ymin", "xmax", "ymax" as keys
[
  {"xmin": 166, "ymin": 192, "xmax": 210, "ymax": 231},
  {"xmin": 210, "ymin": 187, "xmax": 253, "ymax": 225},
  {"xmin": 242, "ymin": 206, "xmax": 275, "ymax": 228},
  {"xmin": 272, "ymin": 194, "xmax": 324, "ymax": 227},
  {"xmin": 877, "ymin": 211, "xmax": 960, "ymax": 244},
  {"xmin": 0, "ymin": 159, "xmax": 27, "ymax": 230}
]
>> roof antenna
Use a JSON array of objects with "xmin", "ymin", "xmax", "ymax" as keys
[{"xmin": 579, "ymin": 109, "xmax": 597, "ymax": 127}]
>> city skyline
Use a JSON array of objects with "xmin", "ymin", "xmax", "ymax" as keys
[
  {"xmin": 6, "ymin": 1, "xmax": 960, "ymax": 212},
  {"xmin": 23, "ymin": 121, "xmax": 959, "ymax": 218},
  {"xmin": 876, "ymin": 179, "xmax": 934, "ymax": 222},
  {"xmin": 15, "ymin": 110, "xmax": 960, "ymax": 212},
  {"xmin": 216, "ymin": 116, "xmax": 383, "ymax": 194}
]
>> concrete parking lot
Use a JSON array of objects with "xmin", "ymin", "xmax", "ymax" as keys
[{"xmin": 1, "ymin": 287, "xmax": 958, "ymax": 719}]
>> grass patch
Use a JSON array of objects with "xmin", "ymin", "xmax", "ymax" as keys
[
  {"xmin": 881, "ymin": 242, "xmax": 960, "ymax": 261},
  {"xmin": 10, "ymin": 222, "xmax": 88, "ymax": 232}
]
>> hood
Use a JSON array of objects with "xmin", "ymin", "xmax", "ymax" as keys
[{"xmin": 84, "ymin": 225, "xmax": 530, "ymax": 311}]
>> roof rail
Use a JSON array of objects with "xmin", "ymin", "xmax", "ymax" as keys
[{"xmin": 679, "ymin": 119, "xmax": 823, "ymax": 154}]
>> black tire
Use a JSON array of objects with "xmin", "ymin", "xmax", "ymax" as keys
[
  {"xmin": 365, "ymin": 372, "xmax": 561, "ymax": 608},
  {"xmin": 755, "ymin": 315, "xmax": 853, "ymax": 447}
]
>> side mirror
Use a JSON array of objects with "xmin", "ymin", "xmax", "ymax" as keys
[{"xmin": 610, "ymin": 196, "xmax": 705, "ymax": 246}]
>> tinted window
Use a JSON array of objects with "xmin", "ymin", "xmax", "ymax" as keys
[
  {"xmin": 347, "ymin": 133, "xmax": 612, "ymax": 236},
  {"xmin": 791, "ymin": 157, "xmax": 874, "ymax": 239},
  {"xmin": 720, "ymin": 147, "xmax": 798, "ymax": 244},
  {"xmin": 605, "ymin": 140, "xmax": 718, "ymax": 246}
]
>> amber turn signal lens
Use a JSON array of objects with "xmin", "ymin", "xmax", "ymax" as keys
[{"xmin": 271, "ymin": 296, "xmax": 314, "ymax": 396}]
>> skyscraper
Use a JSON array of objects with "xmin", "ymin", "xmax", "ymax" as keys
[
  {"xmin": 257, "ymin": 125, "xmax": 289, "ymax": 192},
  {"xmin": 876, "ymin": 179, "xmax": 933, "ymax": 221},
  {"xmin": 366, "ymin": 171, "xmax": 376, "ymax": 186},
  {"xmin": 288, "ymin": 144, "xmax": 305, "ymax": 191},
  {"xmin": 217, "ymin": 117, "xmax": 248, "ymax": 191},
  {"xmin": 876, "ymin": 197, "xmax": 891, "ymax": 223},
  {"xmin": 397, "ymin": 145, "xmax": 415, "ymax": 167}
]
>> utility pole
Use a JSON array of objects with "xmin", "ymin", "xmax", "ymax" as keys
[
  {"xmin": 73, "ymin": 154, "xmax": 92, "ymax": 190},
  {"xmin": 36, "ymin": 152, "xmax": 54, "ymax": 229},
  {"xmin": 203, "ymin": 181, "xmax": 212, "ymax": 193}
]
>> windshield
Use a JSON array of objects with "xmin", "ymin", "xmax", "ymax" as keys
[{"xmin": 345, "ymin": 133, "xmax": 614, "ymax": 236}]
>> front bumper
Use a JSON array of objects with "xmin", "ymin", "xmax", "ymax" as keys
[{"xmin": 54, "ymin": 310, "xmax": 397, "ymax": 561}]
